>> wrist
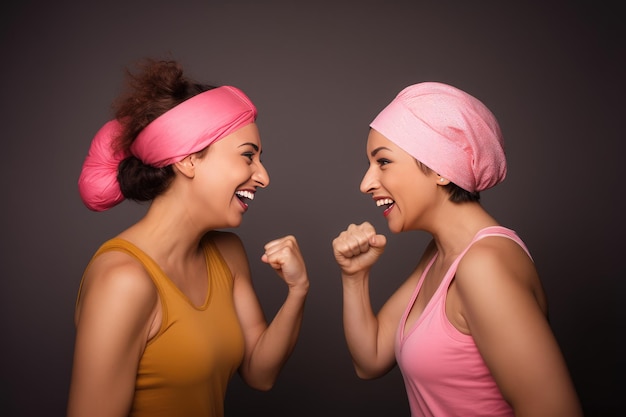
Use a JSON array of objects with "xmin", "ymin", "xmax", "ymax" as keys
[{"xmin": 287, "ymin": 276, "xmax": 310, "ymax": 296}]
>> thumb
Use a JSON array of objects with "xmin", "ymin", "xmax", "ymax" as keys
[{"xmin": 369, "ymin": 234, "xmax": 387, "ymax": 249}]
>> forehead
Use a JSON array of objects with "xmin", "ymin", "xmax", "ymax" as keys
[
  {"xmin": 217, "ymin": 123, "xmax": 261, "ymax": 148},
  {"xmin": 366, "ymin": 128, "xmax": 399, "ymax": 152},
  {"xmin": 367, "ymin": 128, "xmax": 389, "ymax": 145},
  {"xmin": 366, "ymin": 128, "xmax": 417, "ymax": 164}
]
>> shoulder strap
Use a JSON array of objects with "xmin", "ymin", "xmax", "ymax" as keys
[
  {"xmin": 471, "ymin": 226, "xmax": 533, "ymax": 261},
  {"xmin": 200, "ymin": 236, "xmax": 235, "ymax": 285}
]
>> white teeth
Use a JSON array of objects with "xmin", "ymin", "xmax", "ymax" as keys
[
  {"xmin": 376, "ymin": 198, "xmax": 394, "ymax": 207},
  {"xmin": 235, "ymin": 190, "xmax": 255, "ymax": 200}
]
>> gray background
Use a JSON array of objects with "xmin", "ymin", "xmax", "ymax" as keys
[{"xmin": 1, "ymin": 1, "xmax": 623, "ymax": 416}]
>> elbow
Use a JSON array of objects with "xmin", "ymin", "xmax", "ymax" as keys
[
  {"xmin": 351, "ymin": 354, "xmax": 395, "ymax": 380},
  {"xmin": 247, "ymin": 378, "xmax": 275, "ymax": 392},
  {"xmin": 241, "ymin": 371, "xmax": 278, "ymax": 392},
  {"xmin": 355, "ymin": 370, "xmax": 379, "ymax": 380},
  {"xmin": 239, "ymin": 361, "xmax": 281, "ymax": 391},
  {"xmin": 354, "ymin": 364, "xmax": 384, "ymax": 380}
]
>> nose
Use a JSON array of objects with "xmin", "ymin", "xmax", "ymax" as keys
[
  {"xmin": 253, "ymin": 161, "xmax": 270, "ymax": 188},
  {"xmin": 359, "ymin": 165, "xmax": 377, "ymax": 194}
]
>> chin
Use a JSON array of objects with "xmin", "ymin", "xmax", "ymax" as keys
[
  {"xmin": 228, "ymin": 219, "xmax": 243, "ymax": 229},
  {"xmin": 231, "ymin": 214, "xmax": 246, "ymax": 228},
  {"xmin": 386, "ymin": 221, "xmax": 403, "ymax": 234}
]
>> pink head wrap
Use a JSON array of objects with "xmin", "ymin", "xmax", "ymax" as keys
[
  {"xmin": 370, "ymin": 82, "xmax": 506, "ymax": 192},
  {"xmin": 77, "ymin": 119, "xmax": 130, "ymax": 211},
  {"xmin": 78, "ymin": 86, "xmax": 257, "ymax": 211}
]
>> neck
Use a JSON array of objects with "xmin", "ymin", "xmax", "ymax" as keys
[{"xmin": 428, "ymin": 201, "xmax": 499, "ymax": 259}]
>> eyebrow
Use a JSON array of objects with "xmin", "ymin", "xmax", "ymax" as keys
[
  {"xmin": 239, "ymin": 142, "xmax": 260, "ymax": 152},
  {"xmin": 371, "ymin": 146, "xmax": 391, "ymax": 157}
]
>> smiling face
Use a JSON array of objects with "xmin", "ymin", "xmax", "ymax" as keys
[
  {"xmin": 188, "ymin": 122, "xmax": 269, "ymax": 229},
  {"xmin": 360, "ymin": 129, "xmax": 441, "ymax": 233}
]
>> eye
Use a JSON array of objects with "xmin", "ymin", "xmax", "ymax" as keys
[
  {"xmin": 242, "ymin": 151, "xmax": 255, "ymax": 162},
  {"xmin": 377, "ymin": 158, "xmax": 391, "ymax": 167}
]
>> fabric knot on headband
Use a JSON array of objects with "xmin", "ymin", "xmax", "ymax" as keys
[
  {"xmin": 78, "ymin": 86, "xmax": 257, "ymax": 211},
  {"xmin": 370, "ymin": 82, "xmax": 506, "ymax": 192}
]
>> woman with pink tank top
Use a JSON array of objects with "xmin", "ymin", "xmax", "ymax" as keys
[{"xmin": 332, "ymin": 82, "xmax": 582, "ymax": 417}]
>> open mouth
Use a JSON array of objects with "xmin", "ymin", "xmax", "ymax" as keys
[
  {"xmin": 235, "ymin": 190, "xmax": 255, "ymax": 208},
  {"xmin": 376, "ymin": 198, "xmax": 395, "ymax": 216}
]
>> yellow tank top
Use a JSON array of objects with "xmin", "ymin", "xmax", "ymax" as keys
[{"xmin": 81, "ymin": 237, "xmax": 245, "ymax": 417}]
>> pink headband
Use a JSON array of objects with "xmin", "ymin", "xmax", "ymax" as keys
[
  {"xmin": 131, "ymin": 86, "xmax": 257, "ymax": 167},
  {"xmin": 370, "ymin": 82, "xmax": 506, "ymax": 192},
  {"xmin": 78, "ymin": 86, "xmax": 257, "ymax": 211}
]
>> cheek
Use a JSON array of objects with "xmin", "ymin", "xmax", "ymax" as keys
[
  {"xmin": 394, "ymin": 176, "xmax": 426, "ymax": 206},
  {"xmin": 201, "ymin": 157, "xmax": 239, "ymax": 181},
  {"xmin": 386, "ymin": 169, "xmax": 414, "ymax": 192}
]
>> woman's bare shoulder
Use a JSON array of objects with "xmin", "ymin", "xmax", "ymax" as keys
[
  {"xmin": 77, "ymin": 250, "xmax": 158, "ymax": 322},
  {"xmin": 455, "ymin": 235, "xmax": 546, "ymax": 312}
]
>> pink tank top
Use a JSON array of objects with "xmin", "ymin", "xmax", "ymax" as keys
[{"xmin": 395, "ymin": 226, "xmax": 532, "ymax": 417}]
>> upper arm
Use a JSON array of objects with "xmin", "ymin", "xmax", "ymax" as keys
[
  {"xmin": 368, "ymin": 240, "xmax": 438, "ymax": 373},
  {"xmin": 456, "ymin": 238, "xmax": 582, "ymax": 416},
  {"xmin": 68, "ymin": 252, "xmax": 158, "ymax": 417},
  {"xmin": 208, "ymin": 232, "xmax": 267, "ymax": 364},
  {"xmin": 378, "ymin": 240, "xmax": 438, "ymax": 333}
]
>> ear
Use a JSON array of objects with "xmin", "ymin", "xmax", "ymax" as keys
[
  {"xmin": 174, "ymin": 155, "xmax": 196, "ymax": 179},
  {"xmin": 435, "ymin": 173, "xmax": 450, "ymax": 186}
]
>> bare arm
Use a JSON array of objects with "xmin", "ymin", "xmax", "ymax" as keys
[
  {"xmin": 457, "ymin": 237, "xmax": 583, "ymax": 417},
  {"xmin": 332, "ymin": 222, "xmax": 418, "ymax": 379},
  {"xmin": 67, "ymin": 252, "xmax": 158, "ymax": 417},
  {"xmin": 213, "ymin": 232, "xmax": 309, "ymax": 391}
]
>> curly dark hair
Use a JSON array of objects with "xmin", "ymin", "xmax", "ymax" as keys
[{"xmin": 111, "ymin": 58, "xmax": 216, "ymax": 202}]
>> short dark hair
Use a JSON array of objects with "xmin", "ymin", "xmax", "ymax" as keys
[{"xmin": 415, "ymin": 159, "xmax": 480, "ymax": 203}]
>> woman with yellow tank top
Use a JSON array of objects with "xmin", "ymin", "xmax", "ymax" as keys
[{"xmin": 67, "ymin": 58, "xmax": 310, "ymax": 417}]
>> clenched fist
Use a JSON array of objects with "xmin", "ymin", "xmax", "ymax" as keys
[
  {"xmin": 332, "ymin": 222, "xmax": 387, "ymax": 276},
  {"xmin": 261, "ymin": 235, "xmax": 309, "ymax": 290}
]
